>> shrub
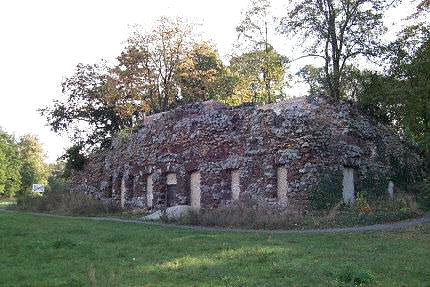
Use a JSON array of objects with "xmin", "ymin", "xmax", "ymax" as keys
[
  {"xmin": 15, "ymin": 190, "xmax": 116, "ymax": 216},
  {"xmin": 171, "ymin": 196, "xmax": 305, "ymax": 230},
  {"xmin": 412, "ymin": 177, "xmax": 430, "ymax": 212},
  {"xmin": 309, "ymin": 170, "xmax": 343, "ymax": 211},
  {"xmin": 358, "ymin": 167, "xmax": 390, "ymax": 200},
  {"xmin": 356, "ymin": 192, "xmax": 371, "ymax": 214},
  {"xmin": 389, "ymin": 152, "xmax": 426, "ymax": 192}
]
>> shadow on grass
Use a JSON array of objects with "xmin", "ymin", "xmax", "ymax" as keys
[{"xmin": 1, "ymin": 211, "xmax": 429, "ymax": 286}]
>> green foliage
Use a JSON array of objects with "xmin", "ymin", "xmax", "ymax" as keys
[
  {"xmin": 299, "ymin": 64, "xmax": 372, "ymax": 100},
  {"xmin": 39, "ymin": 62, "xmax": 133, "ymax": 150},
  {"xmin": 355, "ymin": 192, "xmax": 371, "ymax": 214},
  {"xmin": 18, "ymin": 134, "xmax": 49, "ymax": 194},
  {"xmin": 415, "ymin": 178, "xmax": 430, "ymax": 212},
  {"xmin": 309, "ymin": 170, "xmax": 343, "ymax": 211},
  {"xmin": 63, "ymin": 145, "xmax": 87, "ymax": 178},
  {"xmin": 41, "ymin": 17, "xmax": 238, "ymax": 150},
  {"xmin": 0, "ymin": 128, "xmax": 21, "ymax": 197},
  {"xmin": 279, "ymin": 0, "xmax": 398, "ymax": 99},
  {"xmin": 117, "ymin": 128, "xmax": 132, "ymax": 143},
  {"xmin": 45, "ymin": 160, "xmax": 67, "ymax": 194},
  {"xmin": 235, "ymin": 0, "xmax": 288, "ymax": 104},
  {"xmin": 388, "ymin": 151, "xmax": 426, "ymax": 191},
  {"xmin": 226, "ymin": 46, "xmax": 287, "ymax": 105},
  {"xmin": 357, "ymin": 29, "xmax": 430, "ymax": 166},
  {"xmin": 176, "ymin": 43, "xmax": 236, "ymax": 103},
  {"xmin": 358, "ymin": 168, "xmax": 390, "ymax": 201}
]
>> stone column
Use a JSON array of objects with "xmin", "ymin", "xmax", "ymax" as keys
[
  {"xmin": 120, "ymin": 176, "xmax": 126, "ymax": 208},
  {"xmin": 277, "ymin": 166, "xmax": 289, "ymax": 201},
  {"xmin": 231, "ymin": 170, "xmax": 240, "ymax": 201},
  {"xmin": 387, "ymin": 181, "xmax": 394, "ymax": 199},
  {"xmin": 342, "ymin": 167, "xmax": 355, "ymax": 203},
  {"xmin": 190, "ymin": 171, "xmax": 201, "ymax": 211},
  {"xmin": 146, "ymin": 174, "xmax": 153, "ymax": 208},
  {"xmin": 166, "ymin": 173, "xmax": 177, "ymax": 185}
]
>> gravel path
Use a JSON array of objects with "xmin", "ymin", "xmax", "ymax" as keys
[{"xmin": 1, "ymin": 208, "xmax": 429, "ymax": 234}]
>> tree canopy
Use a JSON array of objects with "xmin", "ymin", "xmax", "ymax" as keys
[
  {"xmin": 0, "ymin": 129, "xmax": 50, "ymax": 197},
  {"xmin": 235, "ymin": 0, "xmax": 288, "ymax": 103},
  {"xmin": 38, "ymin": 3, "xmax": 430, "ymax": 175},
  {"xmin": 227, "ymin": 46, "xmax": 287, "ymax": 105},
  {"xmin": 278, "ymin": 0, "xmax": 398, "ymax": 99},
  {"xmin": 18, "ymin": 134, "xmax": 50, "ymax": 193},
  {"xmin": 0, "ymin": 128, "xmax": 21, "ymax": 197},
  {"xmin": 41, "ymin": 17, "xmax": 242, "ymax": 150}
]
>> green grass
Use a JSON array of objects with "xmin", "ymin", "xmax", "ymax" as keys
[{"xmin": 1, "ymin": 211, "xmax": 429, "ymax": 286}]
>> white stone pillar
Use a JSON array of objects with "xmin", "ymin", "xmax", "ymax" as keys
[
  {"xmin": 111, "ymin": 180, "xmax": 115, "ymax": 200},
  {"xmin": 277, "ymin": 166, "xmax": 289, "ymax": 201},
  {"xmin": 342, "ymin": 167, "xmax": 355, "ymax": 203},
  {"xmin": 146, "ymin": 174, "xmax": 153, "ymax": 208},
  {"xmin": 166, "ymin": 173, "xmax": 177, "ymax": 185},
  {"xmin": 231, "ymin": 170, "xmax": 240, "ymax": 201},
  {"xmin": 388, "ymin": 181, "xmax": 394, "ymax": 199},
  {"xmin": 190, "ymin": 171, "xmax": 201, "ymax": 211},
  {"xmin": 120, "ymin": 176, "xmax": 126, "ymax": 208}
]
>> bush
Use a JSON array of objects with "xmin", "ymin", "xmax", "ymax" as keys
[
  {"xmin": 169, "ymin": 196, "xmax": 305, "ymax": 230},
  {"xmin": 358, "ymin": 168, "xmax": 390, "ymax": 201},
  {"xmin": 309, "ymin": 170, "xmax": 343, "ymax": 211},
  {"xmin": 15, "ymin": 190, "xmax": 116, "ymax": 216},
  {"xmin": 412, "ymin": 177, "xmax": 430, "ymax": 212}
]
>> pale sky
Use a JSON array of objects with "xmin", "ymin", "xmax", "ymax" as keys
[{"xmin": 0, "ymin": 0, "xmax": 413, "ymax": 163}]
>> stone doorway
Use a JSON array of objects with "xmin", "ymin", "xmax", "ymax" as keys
[{"xmin": 166, "ymin": 173, "xmax": 177, "ymax": 207}]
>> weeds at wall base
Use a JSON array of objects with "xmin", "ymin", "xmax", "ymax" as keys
[
  {"xmin": 163, "ymin": 194, "xmax": 423, "ymax": 230},
  {"xmin": 12, "ymin": 190, "xmax": 120, "ymax": 216}
]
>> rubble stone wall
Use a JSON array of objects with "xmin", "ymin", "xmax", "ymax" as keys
[{"xmin": 70, "ymin": 96, "xmax": 423, "ymax": 211}]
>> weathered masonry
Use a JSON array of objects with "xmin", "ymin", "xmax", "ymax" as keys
[{"xmin": 72, "ymin": 96, "xmax": 423, "ymax": 211}]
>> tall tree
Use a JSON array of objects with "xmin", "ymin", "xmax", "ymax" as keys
[
  {"xmin": 125, "ymin": 17, "xmax": 201, "ymax": 113},
  {"xmin": 236, "ymin": 0, "xmax": 281, "ymax": 102},
  {"xmin": 227, "ymin": 47, "xmax": 287, "ymax": 105},
  {"xmin": 0, "ymin": 128, "xmax": 21, "ymax": 197},
  {"xmin": 356, "ymin": 0, "xmax": 430, "ymax": 166},
  {"xmin": 176, "ymin": 43, "xmax": 237, "ymax": 104},
  {"xmin": 40, "ymin": 62, "xmax": 135, "ymax": 149},
  {"xmin": 278, "ymin": 0, "xmax": 398, "ymax": 99},
  {"xmin": 358, "ymin": 39, "xmax": 430, "ymax": 165},
  {"xmin": 41, "ymin": 17, "xmax": 211, "ymax": 150},
  {"xmin": 18, "ymin": 134, "xmax": 49, "ymax": 193},
  {"xmin": 298, "ymin": 64, "xmax": 367, "ymax": 99}
]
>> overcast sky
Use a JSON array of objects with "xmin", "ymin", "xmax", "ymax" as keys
[{"xmin": 0, "ymin": 0, "xmax": 414, "ymax": 163}]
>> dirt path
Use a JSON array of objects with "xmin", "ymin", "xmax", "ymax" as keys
[{"xmin": 1, "ymin": 208, "xmax": 429, "ymax": 234}]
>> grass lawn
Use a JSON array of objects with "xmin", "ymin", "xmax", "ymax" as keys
[{"xmin": 1, "ymin": 211, "xmax": 429, "ymax": 287}]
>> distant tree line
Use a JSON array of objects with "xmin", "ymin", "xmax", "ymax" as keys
[{"xmin": 0, "ymin": 128, "xmax": 52, "ymax": 197}]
